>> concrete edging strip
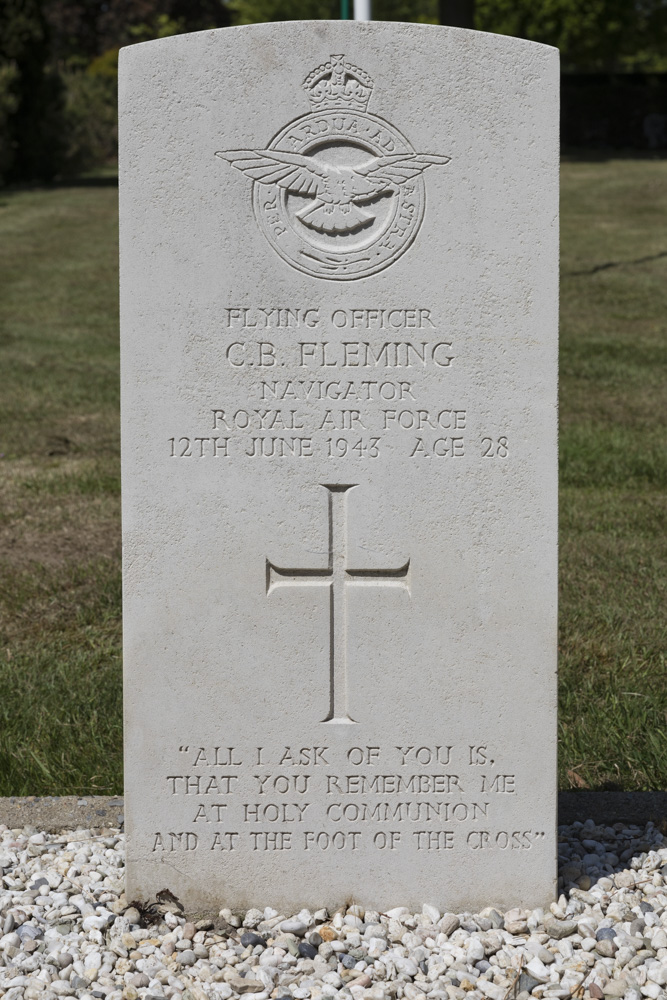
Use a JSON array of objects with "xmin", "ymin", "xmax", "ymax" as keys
[{"xmin": 0, "ymin": 796, "xmax": 124, "ymax": 831}]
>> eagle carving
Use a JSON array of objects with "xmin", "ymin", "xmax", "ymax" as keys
[{"xmin": 216, "ymin": 149, "xmax": 450, "ymax": 235}]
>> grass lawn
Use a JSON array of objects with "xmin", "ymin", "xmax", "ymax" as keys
[
  {"xmin": 559, "ymin": 157, "xmax": 667, "ymax": 791},
  {"xmin": 0, "ymin": 175, "xmax": 122, "ymax": 795},
  {"xmin": 0, "ymin": 160, "xmax": 665, "ymax": 796}
]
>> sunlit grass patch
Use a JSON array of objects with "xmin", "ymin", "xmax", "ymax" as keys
[
  {"xmin": 0, "ymin": 559, "xmax": 122, "ymax": 795},
  {"xmin": 558, "ymin": 157, "xmax": 667, "ymax": 790},
  {"xmin": 0, "ymin": 160, "xmax": 666, "ymax": 793}
]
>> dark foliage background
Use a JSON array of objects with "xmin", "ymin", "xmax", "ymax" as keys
[
  {"xmin": 0, "ymin": 0, "xmax": 232, "ymax": 183},
  {"xmin": 0, "ymin": 1, "xmax": 666, "ymax": 181}
]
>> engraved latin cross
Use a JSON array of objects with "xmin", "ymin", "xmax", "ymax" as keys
[{"xmin": 266, "ymin": 484, "xmax": 410, "ymax": 724}]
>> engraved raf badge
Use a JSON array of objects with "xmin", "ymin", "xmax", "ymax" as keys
[{"xmin": 216, "ymin": 54, "xmax": 450, "ymax": 280}]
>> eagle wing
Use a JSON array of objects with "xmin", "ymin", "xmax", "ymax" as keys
[
  {"xmin": 353, "ymin": 153, "xmax": 450, "ymax": 191},
  {"xmin": 216, "ymin": 149, "xmax": 329, "ymax": 197}
]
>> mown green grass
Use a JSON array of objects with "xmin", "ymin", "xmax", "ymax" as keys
[
  {"xmin": 559, "ymin": 157, "xmax": 667, "ymax": 790},
  {"xmin": 0, "ymin": 561, "xmax": 122, "ymax": 793},
  {"xmin": 0, "ymin": 175, "xmax": 122, "ymax": 795},
  {"xmin": 0, "ymin": 161, "xmax": 665, "ymax": 794}
]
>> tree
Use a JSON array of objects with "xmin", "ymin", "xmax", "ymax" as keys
[
  {"xmin": 228, "ymin": 0, "xmax": 436, "ymax": 24},
  {"xmin": 0, "ymin": 0, "xmax": 66, "ymax": 182},
  {"xmin": 44, "ymin": 0, "xmax": 231, "ymax": 64},
  {"xmin": 439, "ymin": 0, "xmax": 474, "ymax": 28},
  {"xmin": 228, "ymin": 0, "xmax": 335, "ymax": 25},
  {"xmin": 475, "ymin": 0, "xmax": 667, "ymax": 71}
]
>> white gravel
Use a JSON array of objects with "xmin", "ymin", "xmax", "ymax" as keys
[{"xmin": 2, "ymin": 818, "xmax": 667, "ymax": 1000}]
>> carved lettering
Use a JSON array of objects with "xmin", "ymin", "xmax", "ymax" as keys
[
  {"xmin": 152, "ymin": 832, "xmax": 199, "ymax": 852},
  {"xmin": 413, "ymin": 830, "xmax": 455, "ymax": 850},
  {"xmin": 250, "ymin": 831, "xmax": 292, "ymax": 851},
  {"xmin": 211, "ymin": 832, "xmax": 240, "ymax": 850},
  {"xmin": 480, "ymin": 774, "xmax": 516, "ymax": 793},
  {"xmin": 326, "ymin": 773, "xmax": 462, "ymax": 794},
  {"xmin": 259, "ymin": 380, "xmax": 415, "ymax": 402},
  {"xmin": 243, "ymin": 802, "xmax": 310, "ymax": 822},
  {"xmin": 254, "ymin": 774, "xmax": 311, "ymax": 794},
  {"xmin": 167, "ymin": 774, "xmax": 239, "ymax": 794},
  {"xmin": 304, "ymin": 830, "xmax": 361, "ymax": 850},
  {"xmin": 157, "ymin": 741, "xmax": 524, "ymax": 862},
  {"xmin": 396, "ymin": 745, "xmax": 453, "ymax": 766}
]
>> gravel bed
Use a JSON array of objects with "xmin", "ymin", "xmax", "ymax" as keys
[{"xmin": 2, "ymin": 819, "xmax": 667, "ymax": 1000}]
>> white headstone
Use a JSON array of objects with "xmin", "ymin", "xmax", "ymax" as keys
[{"xmin": 120, "ymin": 22, "xmax": 559, "ymax": 913}]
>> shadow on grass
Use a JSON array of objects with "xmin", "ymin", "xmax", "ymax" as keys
[
  {"xmin": 566, "ymin": 249, "xmax": 667, "ymax": 276},
  {"xmin": 559, "ymin": 790, "xmax": 667, "ymax": 827},
  {"xmin": 0, "ymin": 173, "xmax": 118, "ymax": 196},
  {"xmin": 561, "ymin": 147, "xmax": 667, "ymax": 161},
  {"xmin": 51, "ymin": 176, "xmax": 118, "ymax": 188}
]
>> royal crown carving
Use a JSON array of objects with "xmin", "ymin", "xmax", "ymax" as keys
[{"xmin": 303, "ymin": 54, "xmax": 373, "ymax": 112}]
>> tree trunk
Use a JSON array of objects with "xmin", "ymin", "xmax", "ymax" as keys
[{"xmin": 438, "ymin": 0, "xmax": 474, "ymax": 28}]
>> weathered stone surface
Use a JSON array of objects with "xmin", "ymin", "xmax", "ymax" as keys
[{"xmin": 119, "ymin": 21, "xmax": 559, "ymax": 912}]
